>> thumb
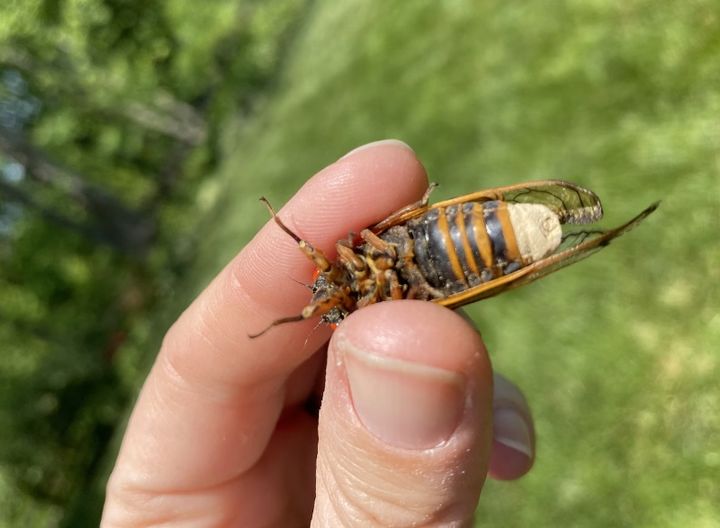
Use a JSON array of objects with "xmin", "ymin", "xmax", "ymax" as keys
[{"xmin": 311, "ymin": 301, "xmax": 493, "ymax": 527}]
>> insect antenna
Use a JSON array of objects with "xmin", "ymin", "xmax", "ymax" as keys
[
  {"xmin": 260, "ymin": 197, "xmax": 302, "ymax": 243},
  {"xmin": 248, "ymin": 314, "xmax": 305, "ymax": 339},
  {"xmin": 287, "ymin": 275, "xmax": 313, "ymax": 290},
  {"xmin": 301, "ymin": 319, "xmax": 326, "ymax": 353}
]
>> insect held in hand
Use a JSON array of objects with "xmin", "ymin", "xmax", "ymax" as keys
[{"xmin": 249, "ymin": 180, "xmax": 658, "ymax": 338}]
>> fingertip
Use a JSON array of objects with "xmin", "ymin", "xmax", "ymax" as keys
[
  {"xmin": 489, "ymin": 373, "xmax": 535, "ymax": 480},
  {"xmin": 488, "ymin": 440, "xmax": 534, "ymax": 480},
  {"xmin": 313, "ymin": 301, "xmax": 494, "ymax": 525},
  {"xmin": 333, "ymin": 300, "xmax": 489, "ymax": 374},
  {"xmin": 337, "ymin": 138, "xmax": 416, "ymax": 161},
  {"xmin": 291, "ymin": 139, "xmax": 428, "ymax": 240},
  {"xmin": 328, "ymin": 301, "xmax": 493, "ymax": 450}
]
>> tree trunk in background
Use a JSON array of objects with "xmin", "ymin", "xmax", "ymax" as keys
[{"xmin": 0, "ymin": 128, "xmax": 155, "ymax": 257}]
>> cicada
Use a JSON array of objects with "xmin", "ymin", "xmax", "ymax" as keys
[{"xmin": 250, "ymin": 180, "xmax": 658, "ymax": 337}]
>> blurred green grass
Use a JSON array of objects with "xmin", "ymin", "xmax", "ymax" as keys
[{"xmin": 117, "ymin": 1, "xmax": 718, "ymax": 526}]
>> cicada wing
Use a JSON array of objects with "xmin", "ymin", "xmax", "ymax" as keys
[
  {"xmin": 436, "ymin": 202, "xmax": 659, "ymax": 309},
  {"xmin": 431, "ymin": 180, "xmax": 604, "ymax": 225},
  {"xmin": 374, "ymin": 180, "xmax": 605, "ymax": 234},
  {"xmin": 499, "ymin": 180, "xmax": 604, "ymax": 224}
]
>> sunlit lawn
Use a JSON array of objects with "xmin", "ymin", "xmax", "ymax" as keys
[{"xmin": 115, "ymin": 1, "xmax": 719, "ymax": 526}]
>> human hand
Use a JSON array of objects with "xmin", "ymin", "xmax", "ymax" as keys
[{"xmin": 102, "ymin": 140, "xmax": 535, "ymax": 527}]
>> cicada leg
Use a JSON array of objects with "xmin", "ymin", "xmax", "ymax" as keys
[
  {"xmin": 359, "ymin": 229, "xmax": 397, "ymax": 258},
  {"xmin": 386, "ymin": 269, "xmax": 404, "ymax": 300},
  {"xmin": 248, "ymin": 198, "xmax": 339, "ymax": 339},
  {"xmin": 259, "ymin": 197, "xmax": 332, "ymax": 272},
  {"xmin": 371, "ymin": 182, "xmax": 438, "ymax": 232},
  {"xmin": 336, "ymin": 240, "xmax": 366, "ymax": 273}
]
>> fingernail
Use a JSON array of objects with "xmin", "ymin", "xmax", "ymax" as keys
[
  {"xmin": 341, "ymin": 338, "xmax": 466, "ymax": 449},
  {"xmin": 493, "ymin": 406, "xmax": 533, "ymax": 458},
  {"xmin": 339, "ymin": 139, "xmax": 414, "ymax": 160}
]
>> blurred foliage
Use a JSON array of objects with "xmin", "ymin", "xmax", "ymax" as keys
[
  {"xmin": 0, "ymin": 0, "xmax": 307, "ymax": 525},
  {"xmin": 1, "ymin": 0, "xmax": 719, "ymax": 526}
]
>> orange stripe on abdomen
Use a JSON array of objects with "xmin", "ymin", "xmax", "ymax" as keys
[
  {"xmin": 436, "ymin": 206, "xmax": 467, "ymax": 284},
  {"xmin": 454, "ymin": 205, "xmax": 480, "ymax": 277},
  {"xmin": 495, "ymin": 202, "xmax": 522, "ymax": 264},
  {"xmin": 470, "ymin": 203, "xmax": 494, "ymax": 271}
]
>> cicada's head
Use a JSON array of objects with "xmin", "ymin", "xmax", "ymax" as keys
[{"xmin": 307, "ymin": 272, "xmax": 350, "ymax": 326}]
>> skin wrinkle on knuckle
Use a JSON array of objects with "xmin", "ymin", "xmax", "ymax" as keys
[
  {"xmin": 156, "ymin": 348, "xmax": 236, "ymax": 405},
  {"xmin": 196, "ymin": 289, "xmax": 238, "ymax": 354},
  {"xmin": 159, "ymin": 314, "xmax": 257, "ymax": 404},
  {"xmin": 159, "ymin": 317, "xmax": 189, "ymax": 364},
  {"xmin": 104, "ymin": 490, "xmax": 218, "ymax": 528},
  {"xmin": 104, "ymin": 478, "xmax": 179, "ymax": 528},
  {"xmin": 227, "ymin": 237, "xmax": 310, "ymax": 321},
  {"xmin": 159, "ymin": 248, "xmax": 310, "ymax": 397},
  {"xmin": 158, "ymin": 294, "xmax": 238, "ymax": 390},
  {"xmin": 320, "ymin": 427, "xmax": 465, "ymax": 527},
  {"xmin": 319, "ymin": 454, "xmax": 372, "ymax": 528},
  {"xmin": 152, "ymin": 355, "xmax": 284, "ymax": 463},
  {"xmin": 108, "ymin": 453, "xmax": 265, "ymax": 526},
  {"xmin": 317, "ymin": 418, "xmax": 378, "ymax": 526},
  {"xmin": 140, "ymin": 351, "xmax": 285, "ymax": 484}
]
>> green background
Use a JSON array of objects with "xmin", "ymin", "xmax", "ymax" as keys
[{"xmin": 2, "ymin": 0, "xmax": 719, "ymax": 526}]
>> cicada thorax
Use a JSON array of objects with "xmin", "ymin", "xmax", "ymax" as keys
[{"xmin": 382, "ymin": 200, "xmax": 563, "ymax": 299}]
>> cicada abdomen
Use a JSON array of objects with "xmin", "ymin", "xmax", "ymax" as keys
[{"xmin": 396, "ymin": 200, "xmax": 569, "ymax": 297}]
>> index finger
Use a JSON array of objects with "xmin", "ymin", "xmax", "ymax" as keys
[{"xmin": 108, "ymin": 140, "xmax": 428, "ymax": 492}]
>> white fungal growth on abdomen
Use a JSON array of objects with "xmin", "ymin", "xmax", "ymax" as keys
[{"xmin": 507, "ymin": 203, "xmax": 562, "ymax": 263}]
